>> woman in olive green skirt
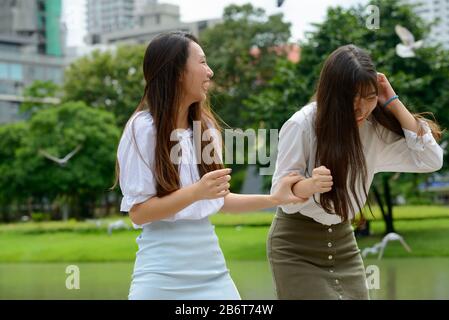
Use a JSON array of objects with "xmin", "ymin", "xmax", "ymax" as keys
[
  {"xmin": 268, "ymin": 45, "xmax": 443, "ymax": 300},
  {"xmin": 267, "ymin": 208, "xmax": 368, "ymax": 300}
]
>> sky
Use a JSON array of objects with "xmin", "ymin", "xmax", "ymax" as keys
[{"xmin": 62, "ymin": 0, "xmax": 365, "ymax": 47}]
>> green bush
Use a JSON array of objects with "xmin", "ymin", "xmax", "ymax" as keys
[
  {"xmin": 229, "ymin": 168, "xmax": 247, "ymax": 193},
  {"xmin": 31, "ymin": 212, "xmax": 51, "ymax": 222},
  {"xmin": 405, "ymin": 197, "xmax": 434, "ymax": 205}
]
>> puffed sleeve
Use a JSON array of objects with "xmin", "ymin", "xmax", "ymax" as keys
[
  {"xmin": 271, "ymin": 115, "xmax": 310, "ymax": 213},
  {"xmin": 118, "ymin": 112, "xmax": 157, "ymax": 213},
  {"xmin": 374, "ymin": 119, "xmax": 444, "ymax": 173}
]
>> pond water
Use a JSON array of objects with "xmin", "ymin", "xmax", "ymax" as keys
[{"xmin": 1, "ymin": 258, "xmax": 448, "ymax": 299}]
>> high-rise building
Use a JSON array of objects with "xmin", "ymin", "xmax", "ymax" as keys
[
  {"xmin": 0, "ymin": 0, "xmax": 66, "ymax": 124},
  {"xmin": 0, "ymin": 0, "xmax": 65, "ymax": 56},
  {"xmin": 85, "ymin": 0, "xmax": 221, "ymax": 45},
  {"xmin": 86, "ymin": 0, "xmax": 145, "ymax": 44},
  {"xmin": 402, "ymin": 0, "xmax": 449, "ymax": 48},
  {"xmin": 134, "ymin": 0, "xmax": 157, "ymax": 16}
]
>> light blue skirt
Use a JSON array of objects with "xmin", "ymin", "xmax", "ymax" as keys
[{"xmin": 128, "ymin": 217, "xmax": 241, "ymax": 300}]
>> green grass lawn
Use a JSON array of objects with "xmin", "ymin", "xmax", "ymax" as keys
[{"xmin": 0, "ymin": 205, "xmax": 448, "ymax": 262}]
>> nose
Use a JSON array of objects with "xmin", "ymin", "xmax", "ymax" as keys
[{"xmin": 207, "ymin": 66, "xmax": 214, "ymax": 79}]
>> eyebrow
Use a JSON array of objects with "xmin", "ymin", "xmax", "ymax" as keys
[{"xmin": 358, "ymin": 91, "xmax": 377, "ymax": 97}]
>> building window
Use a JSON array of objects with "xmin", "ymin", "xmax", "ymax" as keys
[
  {"xmin": 0, "ymin": 81, "xmax": 16, "ymax": 95},
  {"xmin": 0, "ymin": 100, "xmax": 21, "ymax": 124},
  {"xmin": 0, "ymin": 63, "xmax": 23, "ymax": 81},
  {"xmin": 0, "ymin": 44, "xmax": 20, "ymax": 53},
  {"xmin": 47, "ymin": 67, "xmax": 63, "ymax": 83},
  {"xmin": 33, "ymin": 66, "xmax": 46, "ymax": 81},
  {"xmin": 10, "ymin": 64, "xmax": 23, "ymax": 81},
  {"xmin": 0, "ymin": 63, "xmax": 7, "ymax": 79}
]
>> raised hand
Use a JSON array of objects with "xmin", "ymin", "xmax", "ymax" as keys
[
  {"xmin": 193, "ymin": 168, "xmax": 232, "ymax": 200},
  {"xmin": 377, "ymin": 72, "xmax": 397, "ymax": 106}
]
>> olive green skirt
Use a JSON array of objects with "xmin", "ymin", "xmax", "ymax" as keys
[{"xmin": 267, "ymin": 207, "xmax": 369, "ymax": 300}]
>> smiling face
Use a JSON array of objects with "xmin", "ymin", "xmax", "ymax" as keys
[
  {"xmin": 354, "ymin": 84, "xmax": 378, "ymax": 126},
  {"xmin": 180, "ymin": 41, "xmax": 214, "ymax": 104}
]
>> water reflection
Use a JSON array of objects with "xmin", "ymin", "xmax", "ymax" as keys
[{"xmin": 0, "ymin": 258, "xmax": 448, "ymax": 299}]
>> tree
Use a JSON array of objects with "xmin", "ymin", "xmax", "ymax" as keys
[
  {"xmin": 246, "ymin": 0, "xmax": 449, "ymax": 233},
  {"xmin": 63, "ymin": 45, "xmax": 146, "ymax": 128},
  {"xmin": 0, "ymin": 122, "xmax": 29, "ymax": 222},
  {"xmin": 200, "ymin": 3, "xmax": 292, "ymax": 128},
  {"xmin": 19, "ymin": 80, "xmax": 61, "ymax": 116},
  {"xmin": 15, "ymin": 101, "xmax": 121, "ymax": 219}
]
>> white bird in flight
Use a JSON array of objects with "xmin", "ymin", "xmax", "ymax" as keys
[
  {"xmin": 395, "ymin": 25, "xmax": 423, "ymax": 58},
  {"xmin": 39, "ymin": 145, "xmax": 82, "ymax": 166},
  {"xmin": 362, "ymin": 232, "xmax": 412, "ymax": 260}
]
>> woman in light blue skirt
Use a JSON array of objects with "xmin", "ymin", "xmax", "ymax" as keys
[
  {"xmin": 129, "ymin": 218, "xmax": 240, "ymax": 300},
  {"xmin": 114, "ymin": 32, "xmax": 307, "ymax": 300}
]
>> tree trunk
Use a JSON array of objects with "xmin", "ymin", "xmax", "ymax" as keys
[
  {"xmin": 383, "ymin": 175, "xmax": 395, "ymax": 234},
  {"xmin": 27, "ymin": 197, "xmax": 33, "ymax": 216},
  {"xmin": 105, "ymin": 193, "xmax": 111, "ymax": 216},
  {"xmin": 372, "ymin": 176, "xmax": 395, "ymax": 235}
]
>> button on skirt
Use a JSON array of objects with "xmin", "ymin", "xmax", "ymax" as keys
[
  {"xmin": 267, "ymin": 207, "xmax": 369, "ymax": 300},
  {"xmin": 128, "ymin": 217, "xmax": 241, "ymax": 300}
]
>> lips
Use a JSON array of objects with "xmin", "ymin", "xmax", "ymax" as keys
[
  {"xmin": 202, "ymin": 81, "xmax": 210, "ymax": 91},
  {"xmin": 356, "ymin": 117, "xmax": 366, "ymax": 126}
]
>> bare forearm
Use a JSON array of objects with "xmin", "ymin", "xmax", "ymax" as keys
[
  {"xmin": 388, "ymin": 99, "xmax": 420, "ymax": 134},
  {"xmin": 292, "ymin": 178, "xmax": 315, "ymax": 198},
  {"xmin": 130, "ymin": 184, "xmax": 198, "ymax": 225},
  {"xmin": 221, "ymin": 193, "xmax": 278, "ymax": 213}
]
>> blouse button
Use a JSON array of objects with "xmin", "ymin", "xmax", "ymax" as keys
[
  {"xmin": 335, "ymin": 279, "xmax": 339, "ymax": 284},
  {"xmin": 328, "ymin": 242, "xmax": 332, "ymax": 248},
  {"xmin": 328, "ymin": 228, "xmax": 333, "ymax": 233},
  {"xmin": 328, "ymin": 255, "xmax": 333, "ymax": 260}
]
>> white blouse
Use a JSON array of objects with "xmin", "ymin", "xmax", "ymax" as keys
[
  {"xmin": 117, "ymin": 111, "xmax": 224, "ymax": 228},
  {"xmin": 271, "ymin": 102, "xmax": 444, "ymax": 226}
]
